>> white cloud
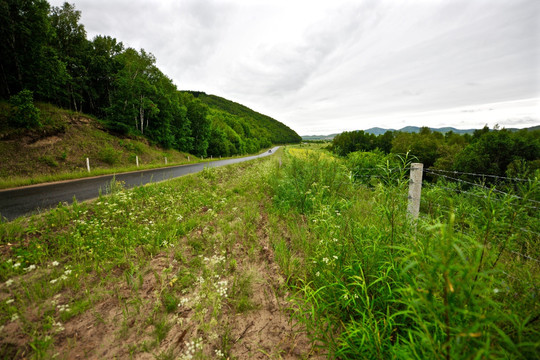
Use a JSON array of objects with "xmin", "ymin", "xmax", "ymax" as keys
[{"xmin": 48, "ymin": 0, "xmax": 539, "ymax": 134}]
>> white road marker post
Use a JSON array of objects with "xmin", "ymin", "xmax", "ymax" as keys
[
  {"xmin": 407, "ymin": 163, "xmax": 423, "ymax": 220},
  {"xmin": 136, "ymin": 155, "xmax": 139, "ymax": 167},
  {"xmin": 165, "ymin": 157, "xmax": 168, "ymax": 165},
  {"xmin": 86, "ymin": 157, "xmax": 90, "ymax": 173}
]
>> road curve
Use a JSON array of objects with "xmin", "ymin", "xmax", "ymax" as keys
[{"xmin": 0, "ymin": 146, "xmax": 280, "ymax": 221}]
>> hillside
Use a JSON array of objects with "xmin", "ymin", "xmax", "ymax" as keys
[
  {"xmin": 0, "ymin": 1, "xmax": 299, "ymax": 162},
  {"xmin": 187, "ymin": 91, "xmax": 301, "ymax": 145},
  {"xmin": 0, "ymin": 103, "xmax": 195, "ymax": 187}
]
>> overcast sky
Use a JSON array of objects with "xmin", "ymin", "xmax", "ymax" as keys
[{"xmin": 49, "ymin": 0, "xmax": 539, "ymax": 135}]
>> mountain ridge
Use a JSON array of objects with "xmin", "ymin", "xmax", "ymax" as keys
[{"xmin": 302, "ymin": 125, "xmax": 540, "ymax": 139}]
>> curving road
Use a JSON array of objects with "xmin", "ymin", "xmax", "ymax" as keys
[{"xmin": 0, "ymin": 147, "xmax": 280, "ymax": 221}]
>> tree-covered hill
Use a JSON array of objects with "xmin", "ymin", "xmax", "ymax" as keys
[
  {"xmin": 0, "ymin": 0, "xmax": 300, "ymax": 159},
  {"xmin": 187, "ymin": 92, "xmax": 301, "ymax": 145}
]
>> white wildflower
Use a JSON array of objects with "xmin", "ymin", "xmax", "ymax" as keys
[
  {"xmin": 5, "ymin": 279, "xmax": 14, "ymax": 287},
  {"xmin": 13, "ymin": 262, "xmax": 21, "ymax": 268},
  {"xmin": 53, "ymin": 321, "xmax": 65, "ymax": 332},
  {"xmin": 11, "ymin": 313, "xmax": 19, "ymax": 321},
  {"xmin": 51, "ymin": 261, "xmax": 60, "ymax": 267},
  {"xmin": 24, "ymin": 264, "xmax": 36, "ymax": 272},
  {"xmin": 6, "ymin": 299, "xmax": 14, "ymax": 305}
]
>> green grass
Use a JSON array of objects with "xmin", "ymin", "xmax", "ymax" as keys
[
  {"xmin": 267, "ymin": 145, "xmax": 540, "ymax": 359},
  {"xmin": 0, "ymin": 150, "xmax": 292, "ymax": 359},
  {"xmin": 3, "ymin": 143, "xmax": 536, "ymax": 358}
]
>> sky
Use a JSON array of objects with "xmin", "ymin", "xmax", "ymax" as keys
[{"xmin": 49, "ymin": 0, "xmax": 540, "ymax": 135}]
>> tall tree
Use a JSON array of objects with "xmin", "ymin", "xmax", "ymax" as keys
[{"xmin": 49, "ymin": 2, "xmax": 89, "ymax": 111}]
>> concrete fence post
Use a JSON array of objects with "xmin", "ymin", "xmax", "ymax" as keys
[
  {"xmin": 407, "ymin": 163, "xmax": 423, "ymax": 219},
  {"xmin": 165, "ymin": 157, "xmax": 168, "ymax": 165},
  {"xmin": 188, "ymin": 156, "xmax": 190, "ymax": 162},
  {"xmin": 86, "ymin": 158, "xmax": 90, "ymax": 173},
  {"xmin": 136, "ymin": 156, "xmax": 139, "ymax": 167}
]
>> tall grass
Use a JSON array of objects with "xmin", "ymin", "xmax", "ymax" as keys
[{"xmin": 269, "ymin": 147, "xmax": 539, "ymax": 358}]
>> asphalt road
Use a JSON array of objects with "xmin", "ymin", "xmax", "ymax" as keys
[{"xmin": 0, "ymin": 146, "xmax": 280, "ymax": 221}]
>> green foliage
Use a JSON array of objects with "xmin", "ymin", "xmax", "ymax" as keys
[
  {"xmin": 331, "ymin": 130, "xmax": 393, "ymax": 156},
  {"xmin": 98, "ymin": 145, "xmax": 120, "ymax": 165},
  {"xmin": 455, "ymin": 128, "xmax": 540, "ymax": 177},
  {"xmin": 269, "ymin": 146, "xmax": 540, "ymax": 358},
  {"xmin": 8, "ymin": 89, "xmax": 41, "ymax": 128},
  {"xmin": 331, "ymin": 126, "xmax": 540, "ymax": 180},
  {"xmin": 1, "ymin": 1, "xmax": 299, "ymax": 159}
]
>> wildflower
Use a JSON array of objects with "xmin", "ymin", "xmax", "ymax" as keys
[
  {"xmin": 215, "ymin": 349, "xmax": 224, "ymax": 357},
  {"xmin": 64, "ymin": 269, "xmax": 72, "ymax": 276},
  {"xmin": 13, "ymin": 262, "xmax": 21, "ymax": 269},
  {"xmin": 6, "ymin": 299, "xmax": 14, "ymax": 305},
  {"xmin": 51, "ymin": 261, "xmax": 60, "ymax": 267},
  {"xmin": 11, "ymin": 314, "xmax": 19, "ymax": 321},
  {"xmin": 53, "ymin": 321, "xmax": 65, "ymax": 332},
  {"xmin": 333, "ymin": 255, "xmax": 338, "ymax": 260},
  {"xmin": 50, "ymin": 279, "xmax": 58, "ymax": 284},
  {"xmin": 5, "ymin": 279, "xmax": 13, "ymax": 287},
  {"xmin": 57, "ymin": 304, "xmax": 70, "ymax": 312},
  {"xmin": 179, "ymin": 297, "xmax": 190, "ymax": 307},
  {"xmin": 24, "ymin": 264, "xmax": 36, "ymax": 272},
  {"xmin": 315, "ymin": 271, "xmax": 320, "ymax": 277},
  {"xmin": 322, "ymin": 257, "xmax": 330, "ymax": 264}
]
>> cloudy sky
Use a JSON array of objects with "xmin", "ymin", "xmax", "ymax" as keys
[{"xmin": 49, "ymin": 0, "xmax": 539, "ymax": 135}]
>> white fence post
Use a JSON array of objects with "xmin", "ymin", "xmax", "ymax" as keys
[
  {"xmin": 188, "ymin": 156, "xmax": 190, "ymax": 162},
  {"xmin": 165, "ymin": 157, "xmax": 168, "ymax": 165},
  {"xmin": 86, "ymin": 157, "xmax": 90, "ymax": 173},
  {"xmin": 136, "ymin": 155, "xmax": 139, "ymax": 167},
  {"xmin": 407, "ymin": 163, "xmax": 423, "ymax": 219}
]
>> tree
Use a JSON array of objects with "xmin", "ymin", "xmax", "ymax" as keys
[
  {"xmin": 50, "ymin": 2, "xmax": 90, "ymax": 111},
  {"xmin": 187, "ymin": 100, "xmax": 210, "ymax": 156},
  {"xmin": 0, "ymin": 0, "xmax": 58, "ymax": 98}
]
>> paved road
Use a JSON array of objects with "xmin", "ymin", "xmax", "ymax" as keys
[{"xmin": 0, "ymin": 147, "xmax": 280, "ymax": 221}]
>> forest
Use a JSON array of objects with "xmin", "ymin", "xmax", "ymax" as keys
[
  {"xmin": 330, "ymin": 126, "xmax": 540, "ymax": 178},
  {"xmin": 0, "ymin": 0, "xmax": 300, "ymax": 157}
]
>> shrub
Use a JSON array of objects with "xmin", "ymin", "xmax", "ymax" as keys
[
  {"xmin": 9, "ymin": 89, "xmax": 41, "ymax": 129},
  {"xmin": 99, "ymin": 145, "xmax": 120, "ymax": 165}
]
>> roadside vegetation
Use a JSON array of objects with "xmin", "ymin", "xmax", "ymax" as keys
[
  {"xmin": 1, "ymin": 143, "xmax": 539, "ymax": 358},
  {"xmin": 270, "ymin": 145, "xmax": 539, "ymax": 359},
  {"xmin": 0, "ymin": 150, "xmax": 320, "ymax": 359}
]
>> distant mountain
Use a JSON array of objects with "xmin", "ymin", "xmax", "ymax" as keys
[
  {"xmin": 365, "ymin": 126, "xmax": 477, "ymax": 135},
  {"xmin": 303, "ymin": 125, "xmax": 539, "ymax": 140},
  {"xmin": 301, "ymin": 134, "xmax": 338, "ymax": 141}
]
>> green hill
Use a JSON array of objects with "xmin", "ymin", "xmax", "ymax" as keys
[
  {"xmin": 187, "ymin": 92, "xmax": 301, "ymax": 145},
  {"xmin": 0, "ymin": 102, "xmax": 197, "ymax": 187}
]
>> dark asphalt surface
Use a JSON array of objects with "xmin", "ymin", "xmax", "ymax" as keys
[{"xmin": 0, "ymin": 146, "xmax": 280, "ymax": 221}]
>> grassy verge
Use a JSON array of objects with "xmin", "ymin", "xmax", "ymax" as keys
[
  {"xmin": 268, "ymin": 146, "xmax": 539, "ymax": 359},
  {"xmin": 0, "ymin": 149, "xmax": 321, "ymax": 359}
]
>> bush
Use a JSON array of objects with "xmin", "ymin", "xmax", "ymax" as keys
[
  {"xmin": 99, "ymin": 145, "xmax": 120, "ymax": 165},
  {"xmin": 9, "ymin": 89, "xmax": 41, "ymax": 129}
]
